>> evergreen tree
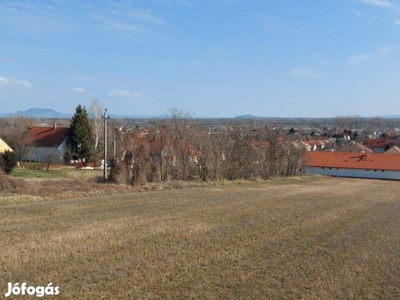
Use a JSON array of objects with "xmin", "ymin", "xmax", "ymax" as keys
[
  {"xmin": 0, "ymin": 150, "xmax": 17, "ymax": 174},
  {"xmin": 68, "ymin": 105, "xmax": 94, "ymax": 161}
]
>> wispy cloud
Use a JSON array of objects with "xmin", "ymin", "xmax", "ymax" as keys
[
  {"xmin": 109, "ymin": 89, "xmax": 132, "ymax": 97},
  {"xmin": 348, "ymin": 45, "xmax": 395, "ymax": 64},
  {"xmin": 348, "ymin": 53, "xmax": 370, "ymax": 64},
  {"xmin": 71, "ymin": 87, "xmax": 87, "ymax": 93},
  {"xmin": 108, "ymin": 89, "xmax": 147, "ymax": 98},
  {"xmin": 128, "ymin": 9, "xmax": 166, "ymax": 26},
  {"xmin": 357, "ymin": 0, "xmax": 394, "ymax": 8},
  {"xmin": 92, "ymin": 14, "xmax": 144, "ymax": 33},
  {"xmin": 393, "ymin": 18, "xmax": 400, "ymax": 25},
  {"xmin": 291, "ymin": 66, "xmax": 311, "ymax": 78},
  {"xmin": 92, "ymin": 6, "xmax": 169, "ymax": 37},
  {"xmin": 15, "ymin": 81, "xmax": 32, "ymax": 89},
  {"xmin": 376, "ymin": 45, "xmax": 395, "ymax": 55},
  {"xmin": 0, "ymin": 2, "xmax": 67, "ymax": 32},
  {"xmin": 133, "ymin": 92, "xmax": 146, "ymax": 98},
  {"xmin": 0, "ymin": 77, "xmax": 10, "ymax": 84},
  {"xmin": 321, "ymin": 59, "xmax": 334, "ymax": 65},
  {"xmin": 354, "ymin": 10, "xmax": 365, "ymax": 15}
]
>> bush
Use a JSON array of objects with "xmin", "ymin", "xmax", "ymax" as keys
[
  {"xmin": 0, "ymin": 151, "xmax": 17, "ymax": 174},
  {"xmin": 0, "ymin": 169, "xmax": 27, "ymax": 192}
]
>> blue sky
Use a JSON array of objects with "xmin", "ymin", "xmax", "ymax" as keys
[{"xmin": 1, "ymin": 0, "xmax": 400, "ymax": 118}]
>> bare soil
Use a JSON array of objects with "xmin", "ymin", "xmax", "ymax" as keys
[{"xmin": 1, "ymin": 176, "xmax": 399, "ymax": 299}]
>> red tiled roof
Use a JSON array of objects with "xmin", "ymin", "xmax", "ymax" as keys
[
  {"xmin": 366, "ymin": 138, "xmax": 393, "ymax": 148},
  {"xmin": 305, "ymin": 140, "xmax": 325, "ymax": 146},
  {"xmin": 337, "ymin": 141, "xmax": 373, "ymax": 153},
  {"xmin": 303, "ymin": 151, "xmax": 400, "ymax": 171},
  {"xmin": 132, "ymin": 137, "xmax": 160, "ymax": 155},
  {"xmin": 28, "ymin": 126, "xmax": 69, "ymax": 147}
]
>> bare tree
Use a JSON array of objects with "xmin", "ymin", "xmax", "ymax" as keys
[
  {"xmin": 45, "ymin": 149, "xmax": 62, "ymax": 171},
  {"xmin": 88, "ymin": 99, "xmax": 104, "ymax": 150},
  {"xmin": 165, "ymin": 108, "xmax": 195, "ymax": 180},
  {"xmin": 350, "ymin": 114, "xmax": 364, "ymax": 129},
  {"xmin": 371, "ymin": 116, "xmax": 384, "ymax": 130},
  {"xmin": 154, "ymin": 122, "xmax": 170, "ymax": 181},
  {"xmin": 333, "ymin": 115, "xmax": 350, "ymax": 130},
  {"xmin": 0, "ymin": 116, "xmax": 33, "ymax": 161}
]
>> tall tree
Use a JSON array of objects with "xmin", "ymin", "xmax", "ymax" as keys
[
  {"xmin": 68, "ymin": 105, "xmax": 93, "ymax": 161},
  {"xmin": 88, "ymin": 98, "xmax": 104, "ymax": 150}
]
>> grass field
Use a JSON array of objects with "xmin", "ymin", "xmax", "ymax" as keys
[
  {"xmin": 1, "ymin": 177, "xmax": 400, "ymax": 299},
  {"xmin": 10, "ymin": 167, "xmax": 103, "ymax": 180}
]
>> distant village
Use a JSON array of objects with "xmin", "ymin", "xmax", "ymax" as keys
[{"xmin": 1, "ymin": 106, "xmax": 400, "ymax": 182}]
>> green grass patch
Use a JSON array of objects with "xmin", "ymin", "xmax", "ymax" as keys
[
  {"xmin": 11, "ymin": 169, "xmax": 68, "ymax": 179},
  {"xmin": 10, "ymin": 167, "xmax": 104, "ymax": 181}
]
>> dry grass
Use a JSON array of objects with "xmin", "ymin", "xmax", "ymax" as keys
[{"xmin": 1, "ymin": 177, "xmax": 400, "ymax": 299}]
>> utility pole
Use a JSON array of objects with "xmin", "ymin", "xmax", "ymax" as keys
[
  {"xmin": 102, "ymin": 109, "xmax": 110, "ymax": 182},
  {"xmin": 113, "ymin": 133, "xmax": 116, "ymax": 158}
]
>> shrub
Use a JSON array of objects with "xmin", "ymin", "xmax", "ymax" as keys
[{"xmin": 0, "ymin": 151, "xmax": 17, "ymax": 174}]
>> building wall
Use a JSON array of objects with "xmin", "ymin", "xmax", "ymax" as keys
[
  {"xmin": 22, "ymin": 138, "xmax": 67, "ymax": 162},
  {"xmin": 303, "ymin": 166, "xmax": 400, "ymax": 180},
  {"xmin": 58, "ymin": 139, "xmax": 68, "ymax": 160},
  {"xmin": 34, "ymin": 147, "xmax": 59, "ymax": 162},
  {"xmin": 0, "ymin": 138, "xmax": 13, "ymax": 153},
  {"xmin": 373, "ymin": 148, "xmax": 385, "ymax": 153}
]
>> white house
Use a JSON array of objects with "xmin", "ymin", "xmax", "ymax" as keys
[{"xmin": 22, "ymin": 123, "xmax": 69, "ymax": 162}]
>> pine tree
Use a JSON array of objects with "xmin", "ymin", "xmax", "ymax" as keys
[
  {"xmin": 0, "ymin": 150, "xmax": 17, "ymax": 174},
  {"xmin": 68, "ymin": 105, "xmax": 94, "ymax": 161}
]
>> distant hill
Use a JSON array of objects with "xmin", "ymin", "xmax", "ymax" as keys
[
  {"xmin": 1, "ymin": 108, "xmax": 167, "ymax": 119},
  {"xmin": 110, "ymin": 114, "xmax": 167, "ymax": 119},
  {"xmin": 9, "ymin": 108, "xmax": 71, "ymax": 118},
  {"xmin": 383, "ymin": 115, "xmax": 400, "ymax": 118},
  {"xmin": 235, "ymin": 114, "xmax": 275, "ymax": 119}
]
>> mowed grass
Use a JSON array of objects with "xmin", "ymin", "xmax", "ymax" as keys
[
  {"xmin": 1, "ymin": 177, "xmax": 400, "ymax": 299},
  {"xmin": 11, "ymin": 168, "xmax": 103, "ymax": 180}
]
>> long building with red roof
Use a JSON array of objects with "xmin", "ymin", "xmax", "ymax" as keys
[{"xmin": 302, "ymin": 151, "xmax": 400, "ymax": 180}]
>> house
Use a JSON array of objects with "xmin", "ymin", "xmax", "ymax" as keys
[
  {"xmin": 385, "ymin": 145, "xmax": 400, "ymax": 154},
  {"xmin": 23, "ymin": 123, "xmax": 69, "ymax": 162},
  {"xmin": 337, "ymin": 141, "xmax": 372, "ymax": 153},
  {"xmin": 304, "ymin": 140, "xmax": 326, "ymax": 151},
  {"xmin": 365, "ymin": 138, "xmax": 394, "ymax": 153},
  {"xmin": 302, "ymin": 151, "xmax": 400, "ymax": 180},
  {"xmin": 0, "ymin": 138, "xmax": 13, "ymax": 153}
]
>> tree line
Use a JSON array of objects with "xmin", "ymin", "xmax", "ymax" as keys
[
  {"xmin": 108, "ymin": 109, "xmax": 305, "ymax": 185},
  {"xmin": 2, "ymin": 102, "xmax": 399, "ymax": 180}
]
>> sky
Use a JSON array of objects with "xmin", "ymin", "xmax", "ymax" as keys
[{"xmin": 1, "ymin": 0, "xmax": 400, "ymax": 118}]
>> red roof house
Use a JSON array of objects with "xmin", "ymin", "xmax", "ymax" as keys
[
  {"xmin": 365, "ymin": 138, "xmax": 395, "ymax": 153},
  {"xmin": 23, "ymin": 123, "xmax": 69, "ymax": 162},
  {"xmin": 302, "ymin": 151, "xmax": 400, "ymax": 180}
]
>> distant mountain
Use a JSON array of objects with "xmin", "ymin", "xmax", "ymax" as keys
[
  {"xmin": 383, "ymin": 115, "xmax": 400, "ymax": 118},
  {"xmin": 9, "ymin": 108, "xmax": 71, "ymax": 118},
  {"xmin": 1, "ymin": 108, "xmax": 168, "ymax": 119},
  {"xmin": 110, "ymin": 114, "xmax": 167, "ymax": 119},
  {"xmin": 235, "ymin": 114, "xmax": 274, "ymax": 119}
]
